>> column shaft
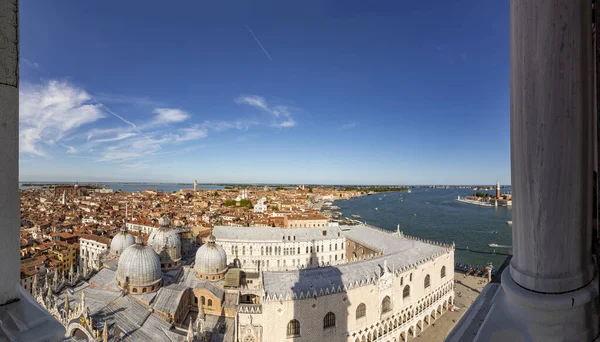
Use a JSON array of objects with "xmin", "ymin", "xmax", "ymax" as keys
[
  {"xmin": 0, "ymin": 0, "xmax": 20, "ymax": 305},
  {"xmin": 510, "ymin": 0, "xmax": 595, "ymax": 293}
]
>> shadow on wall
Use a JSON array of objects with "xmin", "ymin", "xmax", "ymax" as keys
[{"xmin": 288, "ymin": 250, "xmax": 349, "ymax": 341}]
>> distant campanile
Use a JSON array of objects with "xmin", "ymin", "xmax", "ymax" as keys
[
  {"xmin": 194, "ymin": 180, "xmax": 198, "ymax": 192},
  {"xmin": 496, "ymin": 179, "xmax": 501, "ymax": 198}
]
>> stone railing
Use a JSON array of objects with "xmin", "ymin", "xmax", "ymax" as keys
[{"xmin": 349, "ymin": 291, "xmax": 453, "ymax": 341}]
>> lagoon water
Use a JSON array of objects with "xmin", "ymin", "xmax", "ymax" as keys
[{"xmin": 334, "ymin": 188, "xmax": 512, "ymax": 267}]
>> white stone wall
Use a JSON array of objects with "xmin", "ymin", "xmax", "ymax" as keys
[
  {"xmin": 217, "ymin": 236, "xmax": 346, "ymax": 272},
  {"xmin": 238, "ymin": 251, "xmax": 455, "ymax": 342},
  {"xmin": 79, "ymin": 238, "xmax": 109, "ymax": 271},
  {"xmin": 126, "ymin": 223, "xmax": 156, "ymax": 235}
]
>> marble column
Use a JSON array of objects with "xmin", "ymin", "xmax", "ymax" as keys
[
  {"xmin": 510, "ymin": 0, "xmax": 595, "ymax": 294},
  {"xmin": 454, "ymin": 1, "xmax": 600, "ymax": 341},
  {"xmin": 0, "ymin": 0, "xmax": 20, "ymax": 306}
]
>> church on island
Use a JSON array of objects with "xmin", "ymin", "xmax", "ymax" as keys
[{"xmin": 32, "ymin": 216, "xmax": 455, "ymax": 341}]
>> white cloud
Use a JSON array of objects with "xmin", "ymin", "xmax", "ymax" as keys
[
  {"xmin": 339, "ymin": 122, "xmax": 357, "ymax": 130},
  {"xmin": 274, "ymin": 119, "xmax": 297, "ymax": 128},
  {"xmin": 60, "ymin": 144, "xmax": 78, "ymax": 154},
  {"xmin": 235, "ymin": 95, "xmax": 297, "ymax": 128},
  {"xmin": 93, "ymin": 93, "xmax": 161, "ymax": 106},
  {"xmin": 235, "ymin": 95, "xmax": 268, "ymax": 109},
  {"xmin": 172, "ymin": 125, "xmax": 208, "ymax": 142},
  {"xmin": 91, "ymin": 132, "xmax": 138, "ymax": 144},
  {"xmin": 152, "ymin": 108, "xmax": 190, "ymax": 124},
  {"xmin": 203, "ymin": 119, "xmax": 256, "ymax": 132},
  {"xmin": 19, "ymin": 80, "xmax": 105, "ymax": 156},
  {"xmin": 120, "ymin": 161, "xmax": 151, "ymax": 170}
]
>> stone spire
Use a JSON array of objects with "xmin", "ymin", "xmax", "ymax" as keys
[
  {"xmin": 198, "ymin": 301, "xmax": 205, "ymax": 319},
  {"xmin": 80, "ymin": 291, "xmax": 86, "ymax": 314},
  {"xmin": 186, "ymin": 320, "xmax": 194, "ymax": 342},
  {"xmin": 53, "ymin": 269, "xmax": 60, "ymax": 284},
  {"xmin": 63, "ymin": 293, "xmax": 70, "ymax": 314},
  {"xmin": 103, "ymin": 320, "xmax": 109, "ymax": 342},
  {"xmin": 32, "ymin": 273, "xmax": 38, "ymax": 296}
]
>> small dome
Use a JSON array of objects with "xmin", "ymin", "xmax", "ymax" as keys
[
  {"xmin": 158, "ymin": 215, "xmax": 171, "ymax": 227},
  {"xmin": 116, "ymin": 243, "xmax": 162, "ymax": 287},
  {"xmin": 194, "ymin": 235, "xmax": 227, "ymax": 276},
  {"xmin": 110, "ymin": 229, "xmax": 135, "ymax": 256},
  {"xmin": 148, "ymin": 225, "xmax": 182, "ymax": 269}
]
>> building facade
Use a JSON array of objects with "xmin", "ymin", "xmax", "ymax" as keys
[
  {"xmin": 214, "ymin": 226, "xmax": 347, "ymax": 272},
  {"xmin": 36, "ymin": 222, "xmax": 453, "ymax": 341},
  {"xmin": 236, "ymin": 225, "xmax": 455, "ymax": 342},
  {"xmin": 79, "ymin": 234, "xmax": 110, "ymax": 271}
]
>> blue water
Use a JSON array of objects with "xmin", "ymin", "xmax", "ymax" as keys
[
  {"xmin": 334, "ymin": 188, "xmax": 512, "ymax": 267},
  {"xmin": 19, "ymin": 182, "xmax": 224, "ymax": 193}
]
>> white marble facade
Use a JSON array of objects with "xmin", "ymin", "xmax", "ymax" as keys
[
  {"xmin": 214, "ymin": 226, "xmax": 347, "ymax": 272},
  {"xmin": 229, "ymin": 225, "xmax": 455, "ymax": 342}
]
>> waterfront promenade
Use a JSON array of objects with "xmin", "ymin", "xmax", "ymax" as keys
[{"xmin": 414, "ymin": 272, "xmax": 486, "ymax": 341}]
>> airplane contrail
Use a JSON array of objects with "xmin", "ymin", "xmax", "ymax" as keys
[{"xmin": 246, "ymin": 25, "xmax": 273, "ymax": 60}]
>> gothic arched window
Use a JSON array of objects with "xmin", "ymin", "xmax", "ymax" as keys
[
  {"xmin": 324, "ymin": 312, "xmax": 336, "ymax": 329},
  {"xmin": 382, "ymin": 296, "xmax": 392, "ymax": 313},
  {"xmin": 287, "ymin": 319, "xmax": 300, "ymax": 337},
  {"xmin": 403, "ymin": 285, "xmax": 410, "ymax": 299},
  {"xmin": 356, "ymin": 303, "xmax": 366, "ymax": 319}
]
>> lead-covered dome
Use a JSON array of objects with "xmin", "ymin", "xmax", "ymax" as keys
[
  {"xmin": 110, "ymin": 228, "xmax": 135, "ymax": 256},
  {"xmin": 116, "ymin": 237, "xmax": 162, "ymax": 293},
  {"xmin": 194, "ymin": 235, "xmax": 228, "ymax": 281},
  {"xmin": 147, "ymin": 215, "xmax": 182, "ymax": 270}
]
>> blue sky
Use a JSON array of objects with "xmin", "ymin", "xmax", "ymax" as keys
[{"xmin": 19, "ymin": 1, "xmax": 510, "ymax": 185}]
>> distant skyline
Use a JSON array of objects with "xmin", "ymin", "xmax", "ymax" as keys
[{"xmin": 19, "ymin": 1, "xmax": 510, "ymax": 185}]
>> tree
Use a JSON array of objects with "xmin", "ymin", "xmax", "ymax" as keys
[{"xmin": 308, "ymin": 188, "xmax": 313, "ymax": 193}]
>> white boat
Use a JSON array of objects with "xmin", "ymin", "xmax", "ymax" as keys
[
  {"xmin": 488, "ymin": 243, "xmax": 511, "ymax": 248},
  {"xmin": 506, "ymin": 221, "xmax": 513, "ymax": 225},
  {"xmin": 407, "ymin": 189, "xmax": 412, "ymax": 193},
  {"xmin": 375, "ymin": 208, "xmax": 378, "ymax": 211}
]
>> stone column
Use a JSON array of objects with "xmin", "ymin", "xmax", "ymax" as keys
[
  {"xmin": 0, "ymin": 0, "xmax": 20, "ymax": 306},
  {"xmin": 455, "ymin": 1, "xmax": 600, "ymax": 341},
  {"xmin": 510, "ymin": 0, "xmax": 595, "ymax": 294}
]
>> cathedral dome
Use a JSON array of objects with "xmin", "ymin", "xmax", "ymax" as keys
[
  {"xmin": 110, "ymin": 228, "xmax": 135, "ymax": 256},
  {"xmin": 158, "ymin": 215, "xmax": 171, "ymax": 227},
  {"xmin": 147, "ymin": 215, "xmax": 182, "ymax": 270},
  {"xmin": 116, "ymin": 238, "xmax": 162, "ymax": 292},
  {"xmin": 194, "ymin": 235, "xmax": 228, "ymax": 280}
]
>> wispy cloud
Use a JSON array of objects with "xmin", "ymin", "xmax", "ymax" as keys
[
  {"xmin": 19, "ymin": 79, "xmax": 284, "ymax": 170},
  {"xmin": 20, "ymin": 80, "xmax": 105, "ymax": 156},
  {"xmin": 172, "ymin": 125, "xmax": 208, "ymax": 142},
  {"xmin": 235, "ymin": 95, "xmax": 297, "ymax": 128},
  {"xmin": 91, "ymin": 132, "xmax": 138, "ymax": 144},
  {"xmin": 120, "ymin": 161, "xmax": 152, "ymax": 170},
  {"xmin": 98, "ymin": 104, "xmax": 142, "ymax": 133},
  {"xmin": 152, "ymin": 108, "xmax": 191, "ymax": 124},
  {"xmin": 245, "ymin": 25, "xmax": 273, "ymax": 61},
  {"xmin": 22, "ymin": 58, "xmax": 41, "ymax": 69},
  {"xmin": 93, "ymin": 93, "xmax": 161, "ymax": 107},
  {"xmin": 60, "ymin": 144, "xmax": 78, "ymax": 154},
  {"xmin": 339, "ymin": 122, "xmax": 357, "ymax": 130},
  {"xmin": 203, "ymin": 119, "xmax": 256, "ymax": 132}
]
